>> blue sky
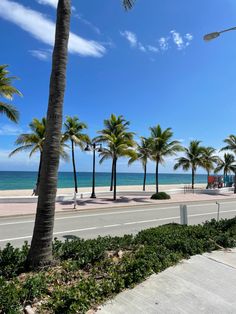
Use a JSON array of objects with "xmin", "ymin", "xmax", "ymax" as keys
[{"xmin": 0, "ymin": 0, "xmax": 236, "ymax": 173}]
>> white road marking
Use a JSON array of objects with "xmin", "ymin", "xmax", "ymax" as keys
[
  {"xmin": 1, "ymin": 200, "xmax": 234, "ymax": 226},
  {"xmin": 0, "ymin": 208, "xmax": 236, "ymax": 243}
]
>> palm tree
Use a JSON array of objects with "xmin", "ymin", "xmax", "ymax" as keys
[
  {"xmin": 201, "ymin": 146, "xmax": 219, "ymax": 188},
  {"xmin": 214, "ymin": 153, "xmax": 236, "ymax": 178},
  {"xmin": 0, "ymin": 65, "xmax": 22, "ymax": 123},
  {"xmin": 96, "ymin": 114, "xmax": 133, "ymax": 192},
  {"xmin": 9, "ymin": 118, "xmax": 68, "ymax": 195},
  {"xmin": 63, "ymin": 116, "xmax": 89, "ymax": 194},
  {"xmin": 128, "ymin": 137, "xmax": 151, "ymax": 191},
  {"xmin": 97, "ymin": 114, "xmax": 135, "ymax": 200},
  {"xmin": 221, "ymin": 135, "xmax": 236, "ymax": 193},
  {"xmin": 174, "ymin": 140, "xmax": 204, "ymax": 189},
  {"xmin": 26, "ymin": 0, "xmax": 135, "ymax": 268},
  {"xmin": 149, "ymin": 125, "xmax": 182, "ymax": 193}
]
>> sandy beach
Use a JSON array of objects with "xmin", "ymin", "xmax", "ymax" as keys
[{"xmin": 0, "ymin": 183, "xmax": 206, "ymax": 197}]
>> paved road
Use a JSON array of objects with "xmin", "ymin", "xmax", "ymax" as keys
[{"xmin": 1, "ymin": 199, "xmax": 236, "ymax": 247}]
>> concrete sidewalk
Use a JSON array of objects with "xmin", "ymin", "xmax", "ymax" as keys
[
  {"xmin": 99, "ymin": 249, "xmax": 236, "ymax": 314},
  {"xmin": 1, "ymin": 192, "xmax": 236, "ymax": 218}
]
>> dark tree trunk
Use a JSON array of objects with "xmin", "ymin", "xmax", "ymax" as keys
[
  {"xmin": 206, "ymin": 170, "xmax": 209, "ymax": 189},
  {"xmin": 34, "ymin": 153, "xmax": 43, "ymax": 196},
  {"xmin": 110, "ymin": 159, "xmax": 114, "ymax": 191},
  {"xmin": 191, "ymin": 167, "xmax": 195, "ymax": 190},
  {"xmin": 155, "ymin": 160, "xmax": 159, "ymax": 193},
  {"xmin": 234, "ymin": 171, "xmax": 236, "ymax": 194},
  {"xmin": 26, "ymin": 0, "xmax": 71, "ymax": 269},
  {"xmin": 143, "ymin": 163, "xmax": 147, "ymax": 191},
  {"xmin": 71, "ymin": 140, "xmax": 78, "ymax": 193},
  {"xmin": 113, "ymin": 157, "xmax": 117, "ymax": 200}
]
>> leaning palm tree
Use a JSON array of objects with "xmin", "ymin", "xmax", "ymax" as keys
[
  {"xmin": 214, "ymin": 153, "xmax": 236, "ymax": 178},
  {"xmin": 63, "ymin": 116, "xmax": 89, "ymax": 194},
  {"xmin": 0, "ymin": 65, "xmax": 22, "ymax": 123},
  {"xmin": 26, "ymin": 0, "xmax": 135, "ymax": 268},
  {"xmin": 149, "ymin": 125, "xmax": 182, "ymax": 193},
  {"xmin": 9, "ymin": 118, "xmax": 68, "ymax": 195},
  {"xmin": 201, "ymin": 146, "xmax": 219, "ymax": 188},
  {"xmin": 96, "ymin": 114, "xmax": 133, "ymax": 191},
  {"xmin": 174, "ymin": 140, "xmax": 204, "ymax": 189},
  {"xmin": 128, "ymin": 137, "xmax": 151, "ymax": 191}
]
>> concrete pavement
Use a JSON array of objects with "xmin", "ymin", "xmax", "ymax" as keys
[
  {"xmin": 1, "ymin": 199, "xmax": 236, "ymax": 247},
  {"xmin": 99, "ymin": 249, "xmax": 236, "ymax": 314}
]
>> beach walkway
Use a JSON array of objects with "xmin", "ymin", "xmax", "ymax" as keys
[{"xmin": 99, "ymin": 248, "xmax": 236, "ymax": 314}]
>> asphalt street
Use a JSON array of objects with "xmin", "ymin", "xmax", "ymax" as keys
[{"xmin": 1, "ymin": 199, "xmax": 236, "ymax": 247}]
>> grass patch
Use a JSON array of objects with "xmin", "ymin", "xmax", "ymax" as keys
[{"xmin": 0, "ymin": 218, "xmax": 236, "ymax": 313}]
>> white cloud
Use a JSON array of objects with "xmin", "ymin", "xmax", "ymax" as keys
[
  {"xmin": 159, "ymin": 37, "xmax": 169, "ymax": 51},
  {"xmin": 0, "ymin": 0, "xmax": 106, "ymax": 58},
  {"xmin": 147, "ymin": 45, "xmax": 159, "ymax": 53},
  {"xmin": 138, "ymin": 42, "xmax": 146, "ymax": 52},
  {"xmin": 29, "ymin": 49, "xmax": 51, "ymax": 61},
  {"xmin": 36, "ymin": 0, "xmax": 57, "ymax": 8},
  {"xmin": 170, "ymin": 30, "xmax": 184, "ymax": 50},
  {"xmin": 185, "ymin": 33, "xmax": 193, "ymax": 41},
  {"xmin": 120, "ymin": 30, "xmax": 137, "ymax": 47},
  {"xmin": 0, "ymin": 124, "xmax": 23, "ymax": 136},
  {"xmin": 75, "ymin": 13, "xmax": 101, "ymax": 35}
]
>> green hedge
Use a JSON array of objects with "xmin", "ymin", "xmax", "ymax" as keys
[
  {"xmin": 0, "ymin": 218, "xmax": 236, "ymax": 313},
  {"xmin": 151, "ymin": 192, "xmax": 171, "ymax": 200}
]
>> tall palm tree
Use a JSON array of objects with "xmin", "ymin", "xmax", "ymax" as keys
[
  {"xmin": 221, "ymin": 135, "xmax": 236, "ymax": 193},
  {"xmin": 149, "ymin": 125, "xmax": 182, "ymax": 193},
  {"xmin": 9, "ymin": 118, "xmax": 68, "ymax": 195},
  {"xmin": 97, "ymin": 114, "xmax": 135, "ymax": 200},
  {"xmin": 63, "ymin": 116, "xmax": 89, "ymax": 194},
  {"xmin": 97, "ymin": 114, "xmax": 133, "ymax": 191},
  {"xmin": 214, "ymin": 153, "xmax": 236, "ymax": 177},
  {"xmin": 174, "ymin": 140, "xmax": 204, "ymax": 189},
  {"xmin": 26, "ymin": 0, "xmax": 135, "ymax": 268},
  {"xmin": 128, "ymin": 137, "xmax": 151, "ymax": 191},
  {"xmin": 201, "ymin": 146, "xmax": 219, "ymax": 188},
  {"xmin": 0, "ymin": 64, "xmax": 22, "ymax": 123}
]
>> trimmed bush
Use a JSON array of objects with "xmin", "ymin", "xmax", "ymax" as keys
[
  {"xmin": 151, "ymin": 192, "xmax": 171, "ymax": 200},
  {"xmin": 0, "ymin": 218, "xmax": 236, "ymax": 313}
]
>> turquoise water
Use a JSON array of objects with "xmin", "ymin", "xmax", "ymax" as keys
[{"xmin": 0, "ymin": 171, "xmax": 207, "ymax": 190}]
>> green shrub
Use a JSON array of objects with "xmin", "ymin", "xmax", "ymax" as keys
[
  {"xmin": 0, "ymin": 277, "xmax": 21, "ymax": 314},
  {"xmin": 151, "ymin": 192, "xmax": 171, "ymax": 200},
  {"xmin": 0, "ymin": 242, "xmax": 29, "ymax": 279}
]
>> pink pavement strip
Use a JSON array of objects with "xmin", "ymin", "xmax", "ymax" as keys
[{"xmin": 1, "ymin": 192, "xmax": 236, "ymax": 218}]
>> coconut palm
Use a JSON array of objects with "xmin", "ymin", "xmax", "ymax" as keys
[
  {"xmin": 97, "ymin": 114, "xmax": 135, "ymax": 200},
  {"xmin": 63, "ymin": 116, "xmax": 89, "ymax": 194},
  {"xmin": 221, "ymin": 135, "xmax": 236, "ymax": 193},
  {"xmin": 149, "ymin": 125, "xmax": 182, "ymax": 193},
  {"xmin": 174, "ymin": 140, "xmax": 204, "ymax": 189},
  {"xmin": 0, "ymin": 65, "xmax": 22, "ymax": 123},
  {"xmin": 9, "ymin": 118, "xmax": 68, "ymax": 195},
  {"xmin": 96, "ymin": 114, "xmax": 133, "ymax": 192},
  {"xmin": 214, "ymin": 153, "xmax": 236, "ymax": 177},
  {"xmin": 128, "ymin": 137, "xmax": 151, "ymax": 191},
  {"xmin": 26, "ymin": 0, "xmax": 135, "ymax": 268},
  {"xmin": 201, "ymin": 146, "xmax": 219, "ymax": 188}
]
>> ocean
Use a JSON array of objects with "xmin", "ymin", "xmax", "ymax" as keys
[{"xmin": 0, "ymin": 171, "xmax": 207, "ymax": 191}]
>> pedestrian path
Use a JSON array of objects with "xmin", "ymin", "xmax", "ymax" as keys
[{"xmin": 99, "ymin": 249, "xmax": 236, "ymax": 314}]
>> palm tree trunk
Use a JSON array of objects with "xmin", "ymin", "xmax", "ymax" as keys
[
  {"xmin": 234, "ymin": 171, "xmax": 236, "ymax": 194},
  {"xmin": 206, "ymin": 170, "xmax": 209, "ymax": 189},
  {"xmin": 113, "ymin": 157, "xmax": 117, "ymax": 200},
  {"xmin": 191, "ymin": 167, "xmax": 195, "ymax": 190},
  {"xmin": 71, "ymin": 140, "xmax": 78, "ymax": 193},
  {"xmin": 26, "ymin": 0, "xmax": 71, "ymax": 269},
  {"xmin": 155, "ymin": 160, "xmax": 159, "ymax": 193},
  {"xmin": 110, "ymin": 159, "xmax": 114, "ymax": 191},
  {"xmin": 143, "ymin": 163, "xmax": 147, "ymax": 191},
  {"xmin": 35, "ymin": 153, "xmax": 43, "ymax": 196}
]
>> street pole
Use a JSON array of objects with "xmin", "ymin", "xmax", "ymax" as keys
[
  {"xmin": 216, "ymin": 202, "xmax": 220, "ymax": 221},
  {"xmin": 91, "ymin": 143, "xmax": 96, "ymax": 198}
]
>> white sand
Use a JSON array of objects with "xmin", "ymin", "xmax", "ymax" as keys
[{"xmin": 0, "ymin": 183, "xmax": 205, "ymax": 197}]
